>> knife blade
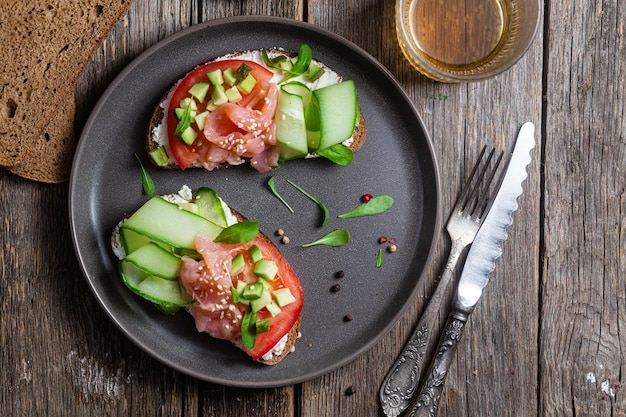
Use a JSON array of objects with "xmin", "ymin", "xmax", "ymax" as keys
[{"xmin": 404, "ymin": 122, "xmax": 535, "ymax": 417}]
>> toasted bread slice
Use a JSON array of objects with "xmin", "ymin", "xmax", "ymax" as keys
[
  {"xmin": 112, "ymin": 191, "xmax": 303, "ymax": 365},
  {"xmin": 145, "ymin": 51, "xmax": 366, "ymax": 170}
]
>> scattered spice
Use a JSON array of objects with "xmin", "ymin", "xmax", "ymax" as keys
[
  {"xmin": 388, "ymin": 244, "xmax": 397, "ymax": 253},
  {"xmin": 389, "ymin": 237, "xmax": 397, "ymax": 244},
  {"xmin": 345, "ymin": 385, "xmax": 356, "ymax": 396},
  {"xmin": 281, "ymin": 236, "xmax": 290, "ymax": 244},
  {"xmin": 335, "ymin": 270, "xmax": 345, "ymax": 279},
  {"xmin": 275, "ymin": 228, "xmax": 284, "ymax": 237},
  {"xmin": 361, "ymin": 193, "xmax": 373, "ymax": 203},
  {"xmin": 331, "ymin": 284, "xmax": 341, "ymax": 293},
  {"xmin": 378, "ymin": 236, "xmax": 388, "ymax": 244},
  {"xmin": 344, "ymin": 313, "xmax": 354, "ymax": 322}
]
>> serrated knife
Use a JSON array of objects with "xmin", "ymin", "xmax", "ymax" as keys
[{"xmin": 404, "ymin": 122, "xmax": 535, "ymax": 417}]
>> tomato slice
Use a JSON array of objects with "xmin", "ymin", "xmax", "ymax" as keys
[
  {"xmin": 167, "ymin": 60, "xmax": 274, "ymax": 169},
  {"xmin": 242, "ymin": 237, "xmax": 304, "ymax": 361}
]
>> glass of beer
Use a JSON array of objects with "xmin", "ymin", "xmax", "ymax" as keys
[{"xmin": 396, "ymin": 0, "xmax": 542, "ymax": 82}]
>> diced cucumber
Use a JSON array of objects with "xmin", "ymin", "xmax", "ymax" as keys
[
  {"xmin": 248, "ymin": 245, "xmax": 263, "ymax": 263},
  {"xmin": 251, "ymin": 289, "xmax": 272, "ymax": 313},
  {"xmin": 231, "ymin": 253, "xmax": 245, "ymax": 276},
  {"xmin": 120, "ymin": 260, "xmax": 192, "ymax": 307},
  {"xmin": 254, "ymin": 259, "xmax": 278, "ymax": 280},
  {"xmin": 275, "ymin": 88, "xmax": 308, "ymax": 160},
  {"xmin": 207, "ymin": 69, "xmax": 223, "ymax": 86},
  {"xmin": 178, "ymin": 125, "xmax": 197, "ymax": 145},
  {"xmin": 242, "ymin": 282, "xmax": 264, "ymax": 300},
  {"xmin": 194, "ymin": 187, "xmax": 229, "ymax": 227},
  {"xmin": 225, "ymin": 85, "xmax": 242, "ymax": 103},
  {"xmin": 148, "ymin": 146, "xmax": 169, "ymax": 167},
  {"xmin": 124, "ymin": 242, "xmax": 181, "ymax": 280},
  {"xmin": 188, "ymin": 81, "xmax": 211, "ymax": 103},
  {"xmin": 194, "ymin": 111, "xmax": 209, "ymax": 130},
  {"xmin": 266, "ymin": 301, "xmax": 282, "ymax": 317},
  {"xmin": 237, "ymin": 74, "xmax": 257, "ymax": 94},
  {"xmin": 255, "ymin": 318, "xmax": 270, "ymax": 333},
  {"xmin": 272, "ymin": 287, "xmax": 296, "ymax": 307},
  {"xmin": 120, "ymin": 196, "xmax": 223, "ymax": 251},
  {"xmin": 313, "ymin": 80, "xmax": 358, "ymax": 150},
  {"xmin": 223, "ymin": 68, "xmax": 237, "ymax": 86},
  {"xmin": 212, "ymin": 84, "xmax": 228, "ymax": 106}
]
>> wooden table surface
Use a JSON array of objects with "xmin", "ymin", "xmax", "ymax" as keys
[{"xmin": 2, "ymin": 1, "xmax": 625, "ymax": 416}]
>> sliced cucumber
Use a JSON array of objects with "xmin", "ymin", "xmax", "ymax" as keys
[
  {"xmin": 120, "ymin": 260, "xmax": 193, "ymax": 307},
  {"xmin": 313, "ymin": 80, "xmax": 358, "ymax": 150},
  {"xmin": 120, "ymin": 227, "xmax": 153, "ymax": 255},
  {"xmin": 194, "ymin": 187, "xmax": 229, "ymax": 227},
  {"xmin": 120, "ymin": 196, "xmax": 223, "ymax": 251},
  {"xmin": 275, "ymin": 87, "xmax": 308, "ymax": 160},
  {"xmin": 124, "ymin": 242, "xmax": 181, "ymax": 280}
]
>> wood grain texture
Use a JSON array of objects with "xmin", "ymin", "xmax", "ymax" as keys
[
  {"xmin": 541, "ymin": 0, "xmax": 626, "ymax": 415},
  {"xmin": 2, "ymin": 0, "xmax": 624, "ymax": 416}
]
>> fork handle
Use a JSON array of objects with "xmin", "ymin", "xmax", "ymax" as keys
[
  {"xmin": 379, "ymin": 240, "xmax": 464, "ymax": 417},
  {"xmin": 403, "ymin": 310, "xmax": 469, "ymax": 417}
]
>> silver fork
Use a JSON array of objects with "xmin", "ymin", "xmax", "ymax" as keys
[{"xmin": 379, "ymin": 146, "xmax": 505, "ymax": 417}]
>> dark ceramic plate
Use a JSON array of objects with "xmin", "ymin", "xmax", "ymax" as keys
[{"xmin": 69, "ymin": 16, "xmax": 440, "ymax": 388}]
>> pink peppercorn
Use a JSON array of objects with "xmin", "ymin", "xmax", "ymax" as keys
[{"xmin": 362, "ymin": 193, "xmax": 373, "ymax": 203}]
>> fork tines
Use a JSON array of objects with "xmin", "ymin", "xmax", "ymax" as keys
[{"xmin": 456, "ymin": 146, "xmax": 506, "ymax": 220}]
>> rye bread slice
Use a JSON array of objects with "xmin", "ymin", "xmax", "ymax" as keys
[
  {"xmin": 9, "ymin": 90, "xmax": 77, "ymax": 183},
  {"xmin": 0, "ymin": 0, "xmax": 132, "ymax": 170},
  {"xmin": 147, "ymin": 98, "xmax": 367, "ymax": 169},
  {"xmin": 145, "ymin": 53, "xmax": 367, "ymax": 169},
  {"xmin": 112, "ymin": 199, "xmax": 302, "ymax": 365}
]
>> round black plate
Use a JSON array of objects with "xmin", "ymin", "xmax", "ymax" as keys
[{"xmin": 69, "ymin": 16, "xmax": 440, "ymax": 388}]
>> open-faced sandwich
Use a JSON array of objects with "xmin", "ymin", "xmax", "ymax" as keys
[
  {"xmin": 111, "ymin": 185, "xmax": 304, "ymax": 365},
  {"xmin": 147, "ymin": 44, "xmax": 366, "ymax": 172}
]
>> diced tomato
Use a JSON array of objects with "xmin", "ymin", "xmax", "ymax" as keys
[
  {"xmin": 241, "ymin": 237, "xmax": 304, "ymax": 361},
  {"xmin": 167, "ymin": 60, "xmax": 274, "ymax": 169}
]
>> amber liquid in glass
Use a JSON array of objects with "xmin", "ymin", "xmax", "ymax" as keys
[{"xmin": 409, "ymin": 0, "xmax": 508, "ymax": 69}]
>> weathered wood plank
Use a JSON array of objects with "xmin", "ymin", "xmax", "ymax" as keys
[{"xmin": 541, "ymin": 0, "xmax": 626, "ymax": 415}]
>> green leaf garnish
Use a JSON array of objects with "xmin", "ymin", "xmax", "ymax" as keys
[
  {"xmin": 214, "ymin": 221, "xmax": 259, "ymax": 244},
  {"xmin": 268, "ymin": 175, "xmax": 294, "ymax": 213},
  {"xmin": 241, "ymin": 306, "xmax": 257, "ymax": 349},
  {"xmin": 316, "ymin": 144, "xmax": 354, "ymax": 166},
  {"xmin": 302, "ymin": 229, "xmax": 350, "ymax": 247},
  {"xmin": 262, "ymin": 44, "xmax": 313, "ymax": 83},
  {"xmin": 134, "ymin": 153, "xmax": 155, "ymax": 195},
  {"xmin": 338, "ymin": 195, "xmax": 394, "ymax": 218},
  {"xmin": 287, "ymin": 180, "xmax": 329, "ymax": 227},
  {"xmin": 173, "ymin": 103, "xmax": 193, "ymax": 140},
  {"xmin": 376, "ymin": 248, "xmax": 384, "ymax": 268}
]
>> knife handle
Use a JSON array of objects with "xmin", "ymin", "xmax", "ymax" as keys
[
  {"xmin": 379, "ymin": 266, "xmax": 456, "ymax": 417},
  {"xmin": 404, "ymin": 310, "xmax": 468, "ymax": 417}
]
